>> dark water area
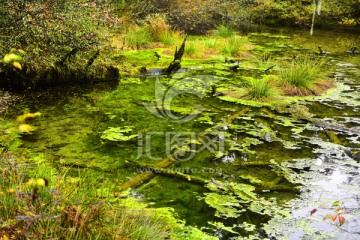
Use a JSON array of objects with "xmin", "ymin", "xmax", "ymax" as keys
[{"xmin": 2, "ymin": 28, "xmax": 360, "ymax": 239}]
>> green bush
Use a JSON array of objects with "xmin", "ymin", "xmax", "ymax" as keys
[{"xmin": 0, "ymin": 0, "xmax": 115, "ymax": 89}]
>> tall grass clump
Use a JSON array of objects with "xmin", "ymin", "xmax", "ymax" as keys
[
  {"xmin": 147, "ymin": 14, "xmax": 182, "ymax": 46},
  {"xmin": 244, "ymin": 75, "xmax": 279, "ymax": 100},
  {"xmin": 184, "ymin": 41, "xmax": 199, "ymax": 57},
  {"xmin": 126, "ymin": 25, "xmax": 153, "ymax": 48},
  {"xmin": 279, "ymin": 57, "xmax": 329, "ymax": 96},
  {"xmin": 203, "ymin": 38, "xmax": 218, "ymax": 49},
  {"xmin": 216, "ymin": 25, "xmax": 235, "ymax": 38},
  {"xmin": 252, "ymin": 54, "xmax": 277, "ymax": 70},
  {"xmin": 221, "ymin": 37, "xmax": 246, "ymax": 56}
]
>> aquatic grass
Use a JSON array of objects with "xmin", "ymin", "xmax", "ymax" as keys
[
  {"xmin": 216, "ymin": 25, "xmax": 235, "ymax": 38},
  {"xmin": 244, "ymin": 75, "xmax": 279, "ymax": 100},
  {"xmin": 279, "ymin": 57, "xmax": 327, "ymax": 96}
]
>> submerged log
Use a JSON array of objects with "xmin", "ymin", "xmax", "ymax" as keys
[
  {"xmin": 119, "ymin": 108, "xmax": 250, "ymax": 191},
  {"xmin": 163, "ymin": 35, "xmax": 187, "ymax": 74},
  {"xmin": 126, "ymin": 159, "xmax": 298, "ymax": 193},
  {"xmin": 324, "ymin": 130, "xmax": 342, "ymax": 145}
]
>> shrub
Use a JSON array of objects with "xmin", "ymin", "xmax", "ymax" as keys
[
  {"xmin": 0, "ymin": 0, "xmax": 116, "ymax": 89},
  {"xmin": 0, "ymin": 155, "xmax": 172, "ymax": 239}
]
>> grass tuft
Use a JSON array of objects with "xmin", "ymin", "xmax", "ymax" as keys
[
  {"xmin": 279, "ymin": 57, "xmax": 328, "ymax": 96},
  {"xmin": 221, "ymin": 37, "xmax": 247, "ymax": 56},
  {"xmin": 216, "ymin": 25, "xmax": 235, "ymax": 38},
  {"xmin": 203, "ymin": 38, "xmax": 218, "ymax": 49},
  {"xmin": 244, "ymin": 75, "xmax": 279, "ymax": 100},
  {"xmin": 184, "ymin": 41, "xmax": 199, "ymax": 57},
  {"xmin": 126, "ymin": 25, "xmax": 153, "ymax": 48}
]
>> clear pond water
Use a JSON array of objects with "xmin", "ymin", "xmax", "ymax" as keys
[{"xmin": 3, "ymin": 28, "xmax": 360, "ymax": 239}]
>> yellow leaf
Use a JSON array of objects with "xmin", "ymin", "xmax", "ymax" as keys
[
  {"xmin": 3, "ymin": 53, "xmax": 22, "ymax": 63},
  {"xmin": 36, "ymin": 178, "xmax": 46, "ymax": 187},
  {"xmin": 7, "ymin": 188, "xmax": 15, "ymax": 193},
  {"xmin": 18, "ymin": 124, "xmax": 32, "ymax": 133},
  {"xmin": 2, "ymin": 235, "xmax": 9, "ymax": 240},
  {"xmin": 13, "ymin": 61, "xmax": 22, "ymax": 70}
]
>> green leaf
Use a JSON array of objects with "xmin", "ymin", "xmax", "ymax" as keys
[{"xmin": 332, "ymin": 201, "xmax": 340, "ymax": 207}]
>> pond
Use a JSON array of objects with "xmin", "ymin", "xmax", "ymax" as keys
[{"xmin": 3, "ymin": 28, "xmax": 360, "ymax": 239}]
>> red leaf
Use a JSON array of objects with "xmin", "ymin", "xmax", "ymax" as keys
[
  {"xmin": 310, "ymin": 208, "xmax": 317, "ymax": 216},
  {"xmin": 332, "ymin": 215, "xmax": 338, "ymax": 222},
  {"xmin": 338, "ymin": 216, "xmax": 345, "ymax": 226}
]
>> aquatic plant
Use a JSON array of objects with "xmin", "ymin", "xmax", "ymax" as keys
[{"xmin": 100, "ymin": 126, "xmax": 138, "ymax": 142}]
